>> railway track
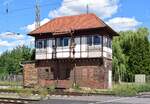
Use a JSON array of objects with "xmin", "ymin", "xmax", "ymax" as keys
[{"xmin": 0, "ymin": 98, "xmax": 40, "ymax": 104}]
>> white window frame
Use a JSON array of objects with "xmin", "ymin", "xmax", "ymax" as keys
[
  {"xmin": 36, "ymin": 39, "xmax": 47, "ymax": 49},
  {"xmin": 87, "ymin": 35, "xmax": 101, "ymax": 46},
  {"xmin": 57, "ymin": 37, "xmax": 70, "ymax": 47}
]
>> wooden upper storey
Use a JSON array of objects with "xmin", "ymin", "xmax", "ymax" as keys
[{"xmin": 28, "ymin": 13, "xmax": 118, "ymax": 60}]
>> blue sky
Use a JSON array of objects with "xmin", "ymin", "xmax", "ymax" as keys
[{"xmin": 0, "ymin": 0, "xmax": 149, "ymax": 54}]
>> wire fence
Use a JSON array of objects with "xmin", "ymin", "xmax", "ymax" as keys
[
  {"xmin": 113, "ymin": 74, "xmax": 150, "ymax": 84},
  {"xmin": 0, "ymin": 74, "xmax": 23, "ymax": 86}
]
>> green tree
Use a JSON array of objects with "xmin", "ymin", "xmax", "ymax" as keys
[
  {"xmin": 112, "ymin": 37, "xmax": 126, "ymax": 83},
  {"xmin": 112, "ymin": 27, "xmax": 150, "ymax": 82},
  {"xmin": 0, "ymin": 45, "xmax": 34, "ymax": 76}
]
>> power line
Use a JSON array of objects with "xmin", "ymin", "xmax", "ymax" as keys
[
  {"xmin": 0, "ymin": 0, "xmax": 90, "ymax": 33},
  {"xmin": 1, "ymin": 0, "xmax": 81, "ymax": 14}
]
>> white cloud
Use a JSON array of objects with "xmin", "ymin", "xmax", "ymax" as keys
[
  {"xmin": 0, "ymin": 31, "xmax": 27, "ymax": 51},
  {"xmin": 22, "ymin": 0, "xmax": 142, "ymax": 34},
  {"xmin": 49, "ymin": 0, "xmax": 119, "ymax": 19},
  {"xmin": 106, "ymin": 17, "xmax": 142, "ymax": 31},
  {"xmin": 0, "ymin": 39, "xmax": 16, "ymax": 47},
  {"xmin": 0, "ymin": 31, "xmax": 34, "ymax": 49},
  {"xmin": 25, "ymin": 18, "xmax": 50, "ymax": 32},
  {"xmin": 24, "ymin": 37, "xmax": 35, "ymax": 47},
  {"xmin": 0, "ymin": 32, "xmax": 25, "ymax": 40}
]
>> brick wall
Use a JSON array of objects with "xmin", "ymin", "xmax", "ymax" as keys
[
  {"xmin": 73, "ymin": 65, "xmax": 108, "ymax": 89},
  {"xmin": 23, "ymin": 63, "xmax": 38, "ymax": 87}
]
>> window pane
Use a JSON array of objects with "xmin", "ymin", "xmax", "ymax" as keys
[
  {"xmin": 87, "ymin": 36, "xmax": 92, "ymax": 45},
  {"xmin": 64, "ymin": 38, "xmax": 69, "ymax": 46},
  {"xmin": 94, "ymin": 36, "xmax": 100, "ymax": 45},
  {"xmin": 37, "ymin": 41, "xmax": 42, "ymax": 48},
  {"xmin": 103, "ymin": 37, "xmax": 107, "ymax": 47},
  {"xmin": 44, "ymin": 40, "xmax": 47, "ymax": 48},
  {"xmin": 108, "ymin": 38, "xmax": 112, "ymax": 48},
  {"xmin": 57, "ymin": 38, "xmax": 63, "ymax": 47},
  {"xmin": 36, "ymin": 41, "xmax": 38, "ymax": 48},
  {"xmin": 57, "ymin": 38, "xmax": 60, "ymax": 46}
]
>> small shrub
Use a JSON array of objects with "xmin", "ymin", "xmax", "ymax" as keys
[
  {"xmin": 47, "ymin": 85, "xmax": 56, "ymax": 93},
  {"xmin": 72, "ymin": 83, "xmax": 81, "ymax": 91},
  {"xmin": 38, "ymin": 88, "xmax": 49, "ymax": 97}
]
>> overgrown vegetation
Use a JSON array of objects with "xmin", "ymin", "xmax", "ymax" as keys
[
  {"xmin": 69, "ymin": 83, "xmax": 150, "ymax": 96},
  {"xmin": 0, "ymin": 83, "xmax": 149, "ymax": 97},
  {"xmin": 113, "ymin": 27, "xmax": 150, "ymax": 82},
  {"xmin": 112, "ymin": 83, "xmax": 150, "ymax": 96}
]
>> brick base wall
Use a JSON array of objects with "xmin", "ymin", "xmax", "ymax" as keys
[{"xmin": 23, "ymin": 58, "xmax": 112, "ymax": 89}]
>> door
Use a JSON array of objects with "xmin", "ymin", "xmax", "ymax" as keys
[{"xmin": 53, "ymin": 63, "xmax": 71, "ymax": 88}]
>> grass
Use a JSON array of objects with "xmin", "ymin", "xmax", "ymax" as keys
[
  {"xmin": 0, "ymin": 81, "xmax": 22, "ymax": 86},
  {"xmin": 69, "ymin": 86, "xmax": 114, "ymax": 95},
  {"xmin": 0, "ymin": 82, "xmax": 150, "ymax": 97},
  {"xmin": 69, "ymin": 83, "xmax": 150, "ymax": 96},
  {"xmin": 112, "ymin": 83, "xmax": 150, "ymax": 96},
  {"xmin": 0, "ymin": 84, "xmax": 56, "ymax": 97}
]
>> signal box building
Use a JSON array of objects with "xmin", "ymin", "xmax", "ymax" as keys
[{"xmin": 23, "ymin": 13, "xmax": 118, "ymax": 89}]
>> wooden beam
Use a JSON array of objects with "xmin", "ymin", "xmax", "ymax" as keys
[{"xmin": 101, "ymin": 35, "xmax": 104, "ymax": 58}]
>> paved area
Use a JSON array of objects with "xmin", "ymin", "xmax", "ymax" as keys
[{"xmin": 33, "ymin": 95, "xmax": 150, "ymax": 104}]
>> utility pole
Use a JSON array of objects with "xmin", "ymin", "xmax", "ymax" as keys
[{"xmin": 35, "ymin": 0, "xmax": 40, "ymax": 29}]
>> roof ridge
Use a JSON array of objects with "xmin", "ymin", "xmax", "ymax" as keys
[
  {"xmin": 52, "ymin": 13, "xmax": 95, "ymax": 20},
  {"xmin": 91, "ymin": 14, "xmax": 106, "ymax": 27},
  {"xmin": 93, "ymin": 14, "xmax": 118, "ymax": 35}
]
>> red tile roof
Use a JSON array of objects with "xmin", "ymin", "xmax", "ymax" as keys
[{"xmin": 28, "ymin": 13, "xmax": 117, "ymax": 36}]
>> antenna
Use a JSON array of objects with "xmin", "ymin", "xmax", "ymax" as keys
[
  {"xmin": 86, "ymin": 4, "xmax": 89, "ymax": 14},
  {"xmin": 35, "ymin": 0, "xmax": 40, "ymax": 29}
]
